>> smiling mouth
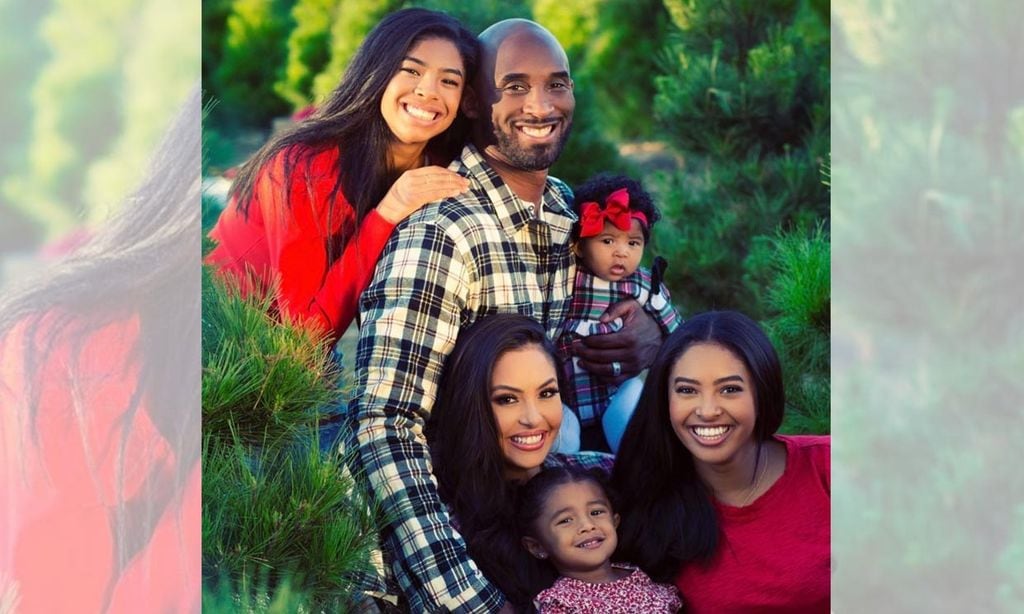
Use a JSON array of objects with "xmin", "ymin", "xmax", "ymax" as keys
[
  {"xmin": 689, "ymin": 425, "xmax": 734, "ymax": 444},
  {"xmin": 516, "ymin": 123, "xmax": 556, "ymax": 138},
  {"xmin": 510, "ymin": 432, "xmax": 547, "ymax": 451},
  {"xmin": 404, "ymin": 103, "xmax": 440, "ymax": 121},
  {"xmin": 575, "ymin": 536, "xmax": 604, "ymax": 549}
]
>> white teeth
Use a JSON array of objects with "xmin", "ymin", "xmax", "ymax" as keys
[
  {"xmin": 512, "ymin": 434, "xmax": 543, "ymax": 445},
  {"xmin": 404, "ymin": 104, "xmax": 438, "ymax": 121},
  {"xmin": 520, "ymin": 125, "xmax": 554, "ymax": 137},
  {"xmin": 692, "ymin": 425, "xmax": 729, "ymax": 438}
]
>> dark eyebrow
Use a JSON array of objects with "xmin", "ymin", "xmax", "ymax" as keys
[
  {"xmin": 403, "ymin": 55, "xmax": 464, "ymax": 78},
  {"xmin": 497, "ymin": 71, "xmax": 570, "ymax": 85},
  {"xmin": 492, "ymin": 378, "xmax": 557, "ymax": 393},
  {"xmin": 673, "ymin": 375, "xmax": 745, "ymax": 385},
  {"xmin": 547, "ymin": 499, "xmax": 610, "ymax": 522}
]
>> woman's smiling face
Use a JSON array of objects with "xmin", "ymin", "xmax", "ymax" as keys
[
  {"xmin": 490, "ymin": 344, "xmax": 563, "ymax": 481},
  {"xmin": 668, "ymin": 342, "xmax": 758, "ymax": 468},
  {"xmin": 379, "ymin": 37, "xmax": 465, "ymax": 148}
]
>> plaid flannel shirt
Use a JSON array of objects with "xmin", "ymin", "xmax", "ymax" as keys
[
  {"xmin": 349, "ymin": 143, "xmax": 577, "ymax": 612},
  {"xmin": 557, "ymin": 267, "xmax": 682, "ymax": 425},
  {"xmin": 543, "ymin": 450, "xmax": 615, "ymax": 476}
]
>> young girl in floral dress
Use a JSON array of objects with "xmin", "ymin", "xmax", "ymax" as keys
[{"xmin": 519, "ymin": 467, "xmax": 682, "ymax": 613}]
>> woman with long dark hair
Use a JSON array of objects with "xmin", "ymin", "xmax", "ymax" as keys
[
  {"xmin": 425, "ymin": 314, "xmax": 613, "ymax": 611},
  {"xmin": 611, "ymin": 311, "xmax": 830, "ymax": 612},
  {"xmin": 208, "ymin": 8, "xmax": 477, "ymax": 342},
  {"xmin": 0, "ymin": 87, "xmax": 200, "ymax": 612}
]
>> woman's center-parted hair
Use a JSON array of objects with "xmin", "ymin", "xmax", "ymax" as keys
[
  {"xmin": 425, "ymin": 314, "xmax": 570, "ymax": 609},
  {"xmin": 661, "ymin": 311, "xmax": 785, "ymax": 442},
  {"xmin": 427, "ymin": 314, "xmax": 565, "ymax": 489}
]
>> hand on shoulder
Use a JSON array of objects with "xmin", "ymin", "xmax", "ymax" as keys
[{"xmin": 376, "ymin": 166, "xmax": 470, "ymax": 223}]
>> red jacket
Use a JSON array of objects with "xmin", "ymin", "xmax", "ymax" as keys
[{"xmin": 208, "ymin": 145, "xmax": 396, "ymax": 342}]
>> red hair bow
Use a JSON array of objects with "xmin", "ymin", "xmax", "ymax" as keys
[{"xmin": 578, "ymin": 188, "xmax": 648, "ymax": 238}]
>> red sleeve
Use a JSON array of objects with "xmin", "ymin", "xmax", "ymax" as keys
[
  {"xmin": 256, "ymin": 148, "xmax": 395, "ymax": 342},
  {"xmin": 311, "ymin": 208, "xmax": 395, "ymax": 338}
]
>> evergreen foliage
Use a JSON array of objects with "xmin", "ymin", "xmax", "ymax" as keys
[
  {"xmin": 0, "ymin": 0, "xmax": 197, "ymax": 239},
  {"xmin": 413, "ymin": 0, "xmax": 530, "ymax": 34},
  {"xmin": 310, "ymin": 0, "xmax": 400, "ymax": 102},
  {"xmin": 81, "ymin": 0, "xmax": 200, "ymax": 225},
  {"xmin": 202, "ymin": 576, "xmax": 312, "ymax": 613},
  {"xmin": 0, "ymin": 0, "xmax": 135, "ymax": 237},
  {"xmin": 202, "ymin": 266, "xmax": 339, "ymax": 446},
  {"xmin": 202, "ymin": 265, "xmax": 379, "ymax": 608},
  {"xmin": 832, "ymin": 2, "xmax": 1024, "ymax": 610},
  {"xmin": 652, "ymin": 0, "xmax": 829, "ymax": 320},
  {"xmin": 760, "ymin": 224, "xmax": 829, "ymax": 433},
  {"xmin": 202, "ymin": 434, "xmax": 378, "ymax": 611},
  {"xmin": 213, "ymin": 0, "xmax": 294, "ymax": 126},
  {"xmin": 549, "ymin": 83, "xmax": 633, "ymax": 186},
  {"xmin": 275, "ymin": 0, "xmax": 338, "ymax": 110},
  {"xmin": 0, "ymin": 0, "xmax": 46, "ymax": 250}
]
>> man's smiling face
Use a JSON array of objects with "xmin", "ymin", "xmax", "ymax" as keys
[{"xmin": 482, "ymin": 29, "xmax": 574, "ymax": 171}]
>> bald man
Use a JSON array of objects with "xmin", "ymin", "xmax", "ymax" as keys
[{"xmin": 349, "ymin": 19, "xmax": 661, "ymax": 611}]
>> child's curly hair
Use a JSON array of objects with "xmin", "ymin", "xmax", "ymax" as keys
[{"xmin": 571, "ymin": 173, "xmax": 661, "ymax": 243}]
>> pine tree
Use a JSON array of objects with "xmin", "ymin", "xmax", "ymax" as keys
[
  {"xmin": 201, "ymin": 266, "xmax": 379, "ymax": 608},
  {"xmin": 274, "ymin": 0, "xmax": 337, "ymax": 110},
  {"xmin": 310, "ymin": 0, "xmax": 399, "ymax": 101},
  {"xmin": 537, "ymin": 0, "xmax": 670, "ymax": 141},
  {"xmin": 653, "ymin": 0, "xmax": 829, "ymax": 318},
  {"xmin": 831, "ymin": 1, "xmax": 1024, "ymax": 611},
  {"xmin": 81, "ymin": 0, "xmax": 199, "ymax": 225},
  {"xmin": 212, "ymin": 0, "xmax": 295, "ymax": 126},
  {"xmin": 0, "ymin": 0, "xmax": 138, "ymax": 237}
]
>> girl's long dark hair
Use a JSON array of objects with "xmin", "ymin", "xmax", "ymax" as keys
[
  {"xmin": 228, "ymin": 8, "xmax": 477, "ymax": 260},
  {"xmin": 0, "ymin": 86, "xmax": 200, "ymax": 609},
  {"xmin": 610, "ymin": 310, "xmax": 785, "ymax": 582},
  {"xmin": 426, "ymin": 314, "xmax": 565, "ymax": 610}
]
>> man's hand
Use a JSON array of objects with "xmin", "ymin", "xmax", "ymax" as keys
[{"xmin": 575, "ymin": 299, "xmax": 663, "ymax": 385}]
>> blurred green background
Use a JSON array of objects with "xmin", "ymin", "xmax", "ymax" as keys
[
  {"xmin": 832, "ymin": 0, "xmax": 1024, "ymax": 611},
  {"xmin": 0, "ymin": 0, "xmax": 198, "ymax": 252}
]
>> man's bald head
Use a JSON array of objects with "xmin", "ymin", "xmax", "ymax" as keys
[
  {"xmin": 474, "ymin": 19, "xmax": 570, "ymax": 96},
  {"xmin": 467, "ymin": 18, "xmax": 574, "ymax": 172}
]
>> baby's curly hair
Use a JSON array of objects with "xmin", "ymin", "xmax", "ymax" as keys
[{"xmin": 571, "ymin": 173, "xmax": 661, "ymax": 243}]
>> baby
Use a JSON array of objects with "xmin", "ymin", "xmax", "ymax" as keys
[
  {"xmin": 519, "ymin": 467, "xmax": 682, "ymax": 613},
  {"xmin": 559, "ymin": 174, "xmax": 682, "ymax": 452}
]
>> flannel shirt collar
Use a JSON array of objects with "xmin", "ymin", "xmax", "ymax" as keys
[{"xmin": 451, "ymin": 143, "xmax": 576, "ymax": 240}]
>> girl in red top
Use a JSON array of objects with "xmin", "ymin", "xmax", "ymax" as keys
[
  {"xmin": 611, "ymin": 311, "xmax": 830, "ymax": 613},
  {"xmin": 207, "ymin": 8, "xmax": 477, "ymax": 343}
]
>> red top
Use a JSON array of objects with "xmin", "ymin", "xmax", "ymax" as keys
[
  {"xmin": 1, "ymin": 314, "xmax": 200, "ymax": 613},
  {"xmin": 675, "ymin": 435, "xmax": 831, "ymax": 613},
  {"xmin": 207, "ymin": 145, "xmax": 396, "ymax": 342}
]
